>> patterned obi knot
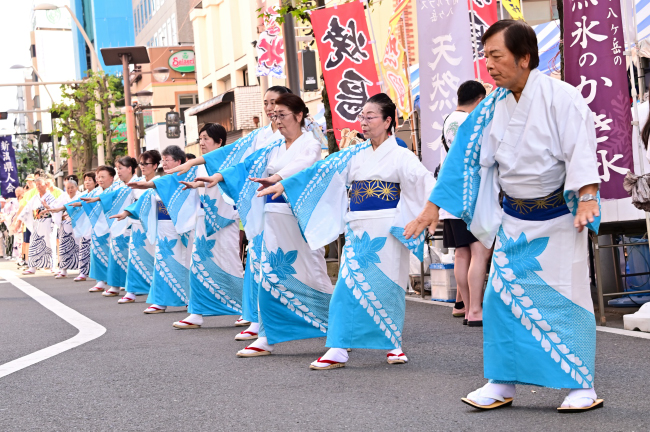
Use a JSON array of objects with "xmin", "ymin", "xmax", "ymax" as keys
[
  {"xmin": 503, "ymin": 186, "xmax": 569, "ymax": 221},
  {"xmin": 349, "ymin": 180, "xmax": 400, "ymax": 212},
  {"xmin": 157, "ymin": 201, "xmax": 171, "ymax": 220}
]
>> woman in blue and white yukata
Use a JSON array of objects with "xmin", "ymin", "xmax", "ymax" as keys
[
  {"xmin": 150, "ymin": 123, "xmax": 245, "ymax": 330},
  {"xmin": 18, "ymin": 177, "xmax": 56, "ymax": 275},
  {"xmin": 67, "ymin": 166, "xmax": 115, "ymax": 293},
  {"xmin": 49, "ymin": 178, "xmax": 82, "ymax": 279},
  {"xmin": 111, "ymin": 150, "xmax": 161, "ymax": 304},
  {"xmin": 259, "ymin": 93, "xmax": 435, "ymax": 369},
  {"xmin": 167, "ymin": 85, "xmax": 290, "ymax": 339},
  {"xmin": 197, "ymin": 93, "xmax": 333, "ymax": 358},
  {"xmin": 125, "ymin": 146, "xmax": 193, "ymax": 315}
]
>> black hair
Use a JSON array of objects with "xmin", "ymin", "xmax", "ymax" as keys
[
  {"xmin": 83, "ymin": 171, "xmax": 96, "ymax": 183},
  {"xmin": 186, "ymin": 153, "xmax": 196, "ymax": 160},
  {"xmin": 162, "ymin": 145, "xmax": 187, "ymax": 164},
  {"xmin": 33, "ymin": 168, "xmax": 44, "ymax": 177},
  {"xmin": 140, "ymin": 150, "xmax": 162, "ymax": 167},
  {"xmin": 266, "ymin": 86, "xmax": 292, "ymax": 95},
  {"xmin": 457, "ymin": 81, "xmax": 487, "ymax": 106},
  {"xmin": 366, "ymin": 93, "xmax": 397, "ymax": 134},
  {"xmin": 481, "ymin": 20, "xmax": 539, "ymax": 70},
  {"xmin": 198, "ymin": 123, "xmax": 227, "ymax": 148},
  {"xmin": 274, "ymin": 93, "xmax": 309, "ymax": 128},
  {"xmin": 96, "ymin": 165, "xmax": 116, "ymax": 177},
  {"xmin": 116, "ymin": 156, "xmax": 138, "ymax": 174}
]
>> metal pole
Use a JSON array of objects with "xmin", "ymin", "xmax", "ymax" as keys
[
  {"xmin": 0, "ymin": 81, "xmax": 84, "ymax": 87},
  {"xmin": 400, "ymin": 13, "xmax": 418, "ymax": 155},
  {"xmin": 92, "ymin": 55, "xmax": 104, "ymax": 166},
  {"xmin": 121, "ymin": 55, "xmax": 139, "ymax": 160},
  {"xmin": 363, "ymin": 0, "xmax": 388, "ymax": 92},
  {"xmin": 283, "ymin": 7, "xmax": 301, "ymax": 95}
]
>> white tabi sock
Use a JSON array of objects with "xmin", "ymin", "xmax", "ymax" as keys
[
  {"xmin": 244, "ymin": 322, "xmax": 260, "ymax": 334},
  {"xmin": 562, "ymin": 388, "xmax": 598, "ymax": 408},
  {"xmin": 248, "ymin": 336, "xmax": 274, "ymax": 352},
  {"xmin": 387, "ymin": 347, "xmax": 408, "ymax": 362},
  {"xmin": 319, "ymin": 348, "xmax": 349, "ymax": 363},
  {"xmin": 106, "ymin": 286, "xmax": 120, "ymax": 294},
  {"xmin": 59, "ymin": 269, "xmax": 67, "ymax": 276},
  {"xmin": 122, "ymin": 292, "xmax": 136, "ymax": 301},
  {"xmin": 150, "ymin": 304, "xmax": 167, "ymax": 310},
  {"xmin": 95, "ymin": 281, "xmax": 107, "ymax": 289},
  {"xmin": 467, "ymin": 383, "xmax": 516, "ymax": 406},
  {"xmin": 182, "ymin": 314, "xmax": 203, "ymax": 325}
]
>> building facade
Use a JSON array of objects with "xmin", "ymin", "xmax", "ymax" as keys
[
  {"xmin": 133, "ymin": 0, "xmax": 194, "ymax": 48},
  {"xmin": 70, "ymin": 0, "xmax": 135, "ymax": 78}
]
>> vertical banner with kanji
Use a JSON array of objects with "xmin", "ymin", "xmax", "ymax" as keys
[
  {"xmin": 256, "ymin": 6, "xmax": 286, "ymax": 79},
  {"xmin": 0, "ymin": 136, "xmax": 19, "ymax": 198},
  {"xmin": 382, "ymin": 0, "xmax": 412, "ymax": 120},
  {"xmin": 468, "ymin": 0, "xmax": 497, "ymax": 85},
  {"xmin": 564, "ymin": 0, "xmax": 633, "ymax": 199},
  {"xmin": 311, "ymin": 1, "xmax": 381, "ymax": 141},
  {"xmin": 501, "ymin": 0, "xmax": 524, "ymax": 20},
  {"xmin": 417, "ymin": 0, "xmax": 475, "ymax": 172}
]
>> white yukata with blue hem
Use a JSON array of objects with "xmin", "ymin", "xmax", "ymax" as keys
[
  {"xmin": 430, "ymin": 69, "xmax": 601, "ymax": 389},
  {"xmin": 20, "ymin": 192, "xmax": 56, "ymax": 270},
  {"xmin": 51, "ymin": 191, "xmax": 82, "ymax": 271},
  {"xmin": 65, "ymin": 189, "xmax": 98, "ymax": 277},
  {"xmin": 282, "ymin": 136, "xmax": 435, "ymax": 351},
  {"xmin": 217, "ymin": 131, "xmax": 333, "ymax": 345}
]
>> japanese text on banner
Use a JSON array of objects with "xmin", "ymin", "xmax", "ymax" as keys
[
  {"xmin": 311, "ymin": 1, "xmax": 381, "ymax": 142},
  {"xmin": 564, "ymin": 0, "xmax": 633, "ymax": 199},
  {"xmin": 502, "ymin": 0, "xmax": 524, "ymax": 20},
  {"xmin": 467, "ymin": 0, "xmax": 497, "ymax": 85},
  {"xmin": 417, "ymin": 0, "xmax": 475, "ymax": 172},
  {"xmin": 382, "ymin": 0, "xmax": 412, "ymax": 120},
  {"xmin": 0, "ymin": 136, "xmax": 19, "ymax": 198},
  {"xmin": 256, "ymin": 7, "xmax": 286, "ymax": 79}
]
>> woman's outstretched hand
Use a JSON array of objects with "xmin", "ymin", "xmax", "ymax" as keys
[
  {"xmin": 196, "ymin": 174, "xmax": 223, "ymax": 188},
  {"xmin": 179, "ymin": 181, "xmax": 205, "ymax": 191},
  {"xmin": 128, "ymin": 181, "xmax": 154, "ymax": 190},
  {"xmin": 80, "ymin": 196, "xmax": 100, "ymax": 203},
  {"xmin": 404, "ymin": 201, "xmax": 440, "ymax": 239},
  {"xmin": 250, "ymin": 174, "xmax": 282, "ymax": 192},
  {"xmin": 257, "ymin": 183, "xmax": 285, "ymax": 200},
  {"xmin": 109, "ymin": 211, "xmax": 131, "ymax": 221},
  {"xmin": 166, "ymin": 160, "xmax": 193, "ymax": 176}
]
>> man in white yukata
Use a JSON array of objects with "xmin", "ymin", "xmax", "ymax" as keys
[{"xmin": 406, "ymin": 20, "xmax": 603, "ymax": 412}]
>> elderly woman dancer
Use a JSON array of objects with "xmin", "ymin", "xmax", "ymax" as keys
[
  {"xmin": 195, "ymin": 93, "xmax": 332, "ymax": 357},
  {"xmin": 49, "ymin": 178, "xmax": 82, "ymax": 278},
  {"xmin": 259, "ymin": 94, "xmax": 435, "ymax": 368},
  {"xmin": 167, "ymin": 86, "xmax": 291, "ymax": 337}
]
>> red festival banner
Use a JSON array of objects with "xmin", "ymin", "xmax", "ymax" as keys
[
  {"xmin": 468, "ymin": 0, "xmax": 496, "ymax": 85},
  {"xmin": 311, "ymin": 1, "xmax": 381, "ymax": 141}
]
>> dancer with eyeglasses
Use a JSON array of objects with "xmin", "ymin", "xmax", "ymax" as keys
[
  {"xmin": 166, "ymin": 86, "xmax": 291, "ymax": 340},
  {"xmin": 259, "ymin": 93, "xmax": 435, "ymax": 369},
  {"xmin": 192, "ymin": 93, "xmax": 333, "ymax": 358}
]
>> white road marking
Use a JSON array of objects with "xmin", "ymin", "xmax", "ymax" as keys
[{"xmin": 0, "ymin": 271, "xmax": 106, "ymax": 379}]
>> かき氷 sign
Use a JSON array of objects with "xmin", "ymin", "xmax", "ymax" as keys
[{"xmin": 169, "ymin": 50, "xmax": 195, "ymax": 73}]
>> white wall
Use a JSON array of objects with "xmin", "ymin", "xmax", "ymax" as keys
[{"xmin": 144, "ymin": 123, "xmax": 186, "ymax": 154}]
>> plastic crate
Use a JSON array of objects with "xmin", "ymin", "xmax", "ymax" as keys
[{"xmin": 429, "ymin": 263, "xmax": 457, "ymax": 302}]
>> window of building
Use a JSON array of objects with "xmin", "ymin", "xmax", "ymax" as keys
[
  {"xmin": 171, "ymin": 13, "xmax": 177, "ymax": 45},
  {"xmin": 166, "ymin": 18, "xmax": 172, "ymax": 45},
  {"xmin": 178, "ymin": 94, "xmax": 199, "ymax": 122},
  {"xmin": 33, "ymin": 95, "xmax": 40, "ymax": 109},
  {"xmin": 240, "ymin": 67, "xmax": 249, "ymax": 87},
  {"xmin": 161, "ymin": 24, "xmax": 167, "ymax": 45},
  {"xmin": 134, "ymin": 9, "xmax": 139, "ymax": 34},
  {"xmin": 35, "ymin": 120, "xmax": 42, "ymax": 131}
]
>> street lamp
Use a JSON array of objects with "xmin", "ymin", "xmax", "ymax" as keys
[
  {"xmin": 33, "ymin": 3, "xmax": 106, "ymax": 166},
  {"xmin": 134, "ymin": 90, "xmax": 154, "ymax": 106},
  {"xmin": 10, "ymin": 64, "xmax": 61, "ymax": 184},
  {"xmin": 152, "ymin": 67, "xmax": 170, "ymax": 83}
]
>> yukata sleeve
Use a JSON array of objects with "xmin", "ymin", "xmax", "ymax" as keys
[
  {"xmin": 125, "ymin": 189, "xmax": 158, "ymax": 245},
  {"xmin": 218, "ymin": 142, "xmax": 281, "ymax": 237},
  {"xmin": 390, "ymin": 151, "xmax": 436, "ymax": 260},
  {"xmin": 276, "ymin": 138, "xmax": 322, "ymax": 180},
  {"xmin": 204, "ymin": 127, "xmax": 264, "ymax": 174},
  {"xmin": 429, "ymin": 89, "xmax": 506, "ymax": 248},
  {"xmin": 65, "ymin": 198, "xmax": 91, "ymax": 238},
  {"xmin": 556, "ymin": 93, "xmax": 602, "ymax": 233},
  {"xmin": 281, "ymin": 143, "xmax": 365, "ymax": 250},
  {"xmin": 152, "ymin": 168, "xmax": 200, "ymax": 235}
]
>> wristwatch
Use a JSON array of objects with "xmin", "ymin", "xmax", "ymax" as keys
[{"xmin": 578, "ymin": 193, "xmax": 597, "ymax": 202}]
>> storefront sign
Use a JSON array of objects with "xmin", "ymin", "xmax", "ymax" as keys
[
  {"xmin": 311, "ymin": 1, "xmax": 381, "ymax": 141},
  {"xmin": 564, "ymin": 0, "xmax": 633, "ymax": 199},
  {"xmin": 169, "ymin": 50, "xmax": 196, "ymax": 73}
]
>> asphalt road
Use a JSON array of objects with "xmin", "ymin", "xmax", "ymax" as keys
[{"xmin": 1, "ymin": 261, "xmax": 649, "ymax": 432}]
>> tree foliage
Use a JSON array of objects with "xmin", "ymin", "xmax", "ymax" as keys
[{"xmin": 51, "ymin": 71, "xmax": 126, "ymax": 176}]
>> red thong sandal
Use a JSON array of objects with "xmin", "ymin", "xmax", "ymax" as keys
[
  {"xmin": 310, "ymin": 357, "xmax": 346, "ymax": 370},
  {"xmin": 173, "ymin": 320, "xmax": 201, "ymax": 329},
  {"xmin": 143, "ymin": 306, "xmax": 165, "ymax": 314},
  {"xmin": 234, "ymin": 331, "xmax": 258, "ymax": 341},
  {"xmin": 237, "ymin": 346, "xmax": 271, "ymax": 358},
  {"xmin": 387, "ymin": 352, "xmax": 408, "ymax": 365}
]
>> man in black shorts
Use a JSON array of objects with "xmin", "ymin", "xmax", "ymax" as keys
[{"xmin": 440, "ymin": 81, "xmax": 491, "ymax": 326}]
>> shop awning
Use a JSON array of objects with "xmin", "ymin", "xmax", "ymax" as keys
[{"xmin": 185, "ymin": 90, "xmax": 234, "ymax": 117}]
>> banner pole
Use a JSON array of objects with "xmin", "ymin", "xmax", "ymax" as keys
[
  {"xmin": 400, "ymin": 12, "xmax": 418, "ymax": 155},
  {"xmin": 468, "ymin": 0, "xmax": 482, "ymax": 81},
  {"xmin": 363, "ymin": 0, "xmax": 388, "ymax": 92}
]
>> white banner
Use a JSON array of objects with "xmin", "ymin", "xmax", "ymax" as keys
[{"xmin": 417, "ymin": 0, "xmax": 475, "ymax": 172}]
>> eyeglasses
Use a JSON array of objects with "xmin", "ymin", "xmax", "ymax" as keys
[
  {"xmin": 269, "ymin": 112, "xmax": 293, "ymax": 122},
  {"xmin": 357, "ymin": 115, "xmax": 381, "ymax": 123},
  {"xmin": 138, "ymin": 162, "xmax": 155, "ymax": 166}
]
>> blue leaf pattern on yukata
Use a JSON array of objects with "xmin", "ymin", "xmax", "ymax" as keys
[
  {"xmin": 157, "ymin": 238, "xmax": 178, "ymax": 260},
  {"xmin": 267, "ymin": 248, "xmax": 298, "ymax": 281}
]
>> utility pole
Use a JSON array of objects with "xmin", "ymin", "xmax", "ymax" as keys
[{"xmin": 283, "ymin": 0, "xmax": 301, "ymax": 94}]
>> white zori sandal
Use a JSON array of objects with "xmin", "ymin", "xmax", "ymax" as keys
[
  {"xmin": 234, "ymin": 317, "xmax": 250, "ymax": 327},
  {"xmin": 461, "ymin": 384, "xmax": 514, "ymax": 410},
  {"xmin": 386, "ymin": 348, "xmax": 408, "ymax": 364},
  {"xmin": 557, "ymin": 389, "xmax": 603, "ymax": 413}
]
